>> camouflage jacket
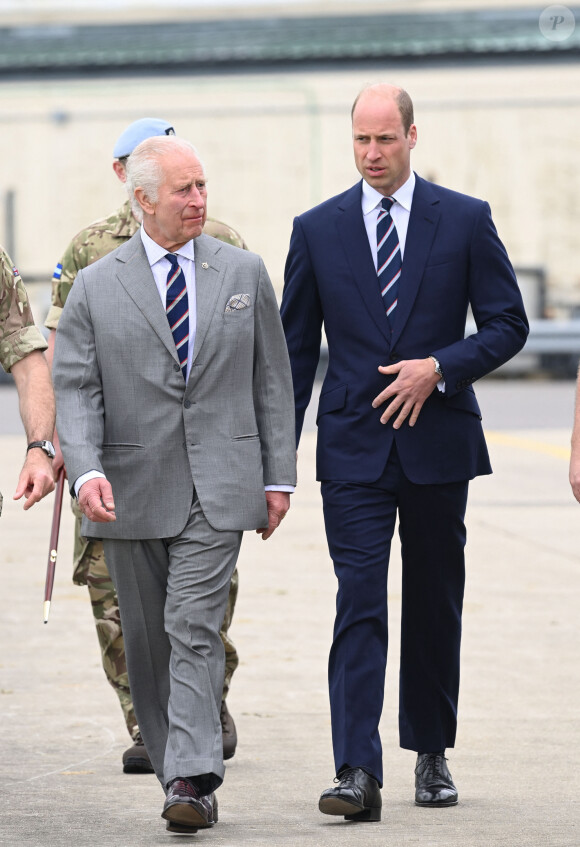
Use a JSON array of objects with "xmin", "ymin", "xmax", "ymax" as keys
[
  {"xmin": 45, "ymin": 199, "xmax": 248, "ymax": 329},
  {"xmin": 0, "ymin": 245, "xmax": 47, "ymax": 373}
]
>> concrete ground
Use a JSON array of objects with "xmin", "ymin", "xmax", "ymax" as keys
[{"xmin": 0, "ymin": 379, "xmax": 579, "ymax": 846}]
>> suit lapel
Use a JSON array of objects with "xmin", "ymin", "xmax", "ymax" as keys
[
  {"xmin": 389, "ymin": 175, "xmax": 441, "ymax": 348},
  {"xmin": 190, "ymin": 234, "xmax": 226, "ymax": 365},
  {"xmin": 336, "ymin": 183, "xmax": 392, "ymax": 347},
  {"xmin": 114, "ymin": 233, "xmax": 178, "ymax": 363}
]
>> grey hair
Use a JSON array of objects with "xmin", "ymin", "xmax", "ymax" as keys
[{"xmin": 125, "ymin": 136, "xmax": 204, "ymax": 220}]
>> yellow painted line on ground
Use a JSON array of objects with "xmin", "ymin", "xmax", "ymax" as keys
[{"xmin": 485, "ymin": 430, "xmax": 570, "ymax": 460}]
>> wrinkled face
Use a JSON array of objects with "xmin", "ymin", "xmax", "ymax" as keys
[
  {"xmin": 137, "ymin": 148, "xmax": 207, "ymax": 251},
  {"xmin": 352, "ymin": 92, "xmax": 417, "ymax": 197}
]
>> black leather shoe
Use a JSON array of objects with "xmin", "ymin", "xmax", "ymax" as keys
[
  {"xmin": 220, "ymin": 700, "xmax": 237, "ymax": 760},
  {"xmin": 319, "ymin": 767, "xmax": 382, "ymax": 821},
  {"xmin": 122, "ymin": 733, "xmax": 155, "ymax": 774},
  {"xmin": 162, "ymin": 778, "xmax": 218, "ymax": 828},
  {"xmin": 415, "ymin": 753, "xmax": 458, "ymax": 807}
]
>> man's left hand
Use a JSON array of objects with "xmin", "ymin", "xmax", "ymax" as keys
[
  {"xmin": 256, "ymin": 491, "xmax": 291, "ymax": 540},
  {"xmin": 372, "ymin": 358, "xmax": 441, "ymax": 429},
  {"xmin": 569, "ymin": 456, "xmax": 580, "ymax": 504},
  {"xmin": 13, "ymin": 451, "xmax": 55, "ymax": 510}
]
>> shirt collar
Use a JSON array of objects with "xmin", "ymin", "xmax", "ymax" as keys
[
  {"xmin": 361, "ymin": 170, "xmax": 416, "ymax": 216},
  {"xmin": 140, "ymin": 224, "xmax": 195, "ymax": 267}
]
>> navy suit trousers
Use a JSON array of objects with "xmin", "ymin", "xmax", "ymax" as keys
[{"xmin": 321, "ymin": 445, "xmax": 469, "ymax": 786}]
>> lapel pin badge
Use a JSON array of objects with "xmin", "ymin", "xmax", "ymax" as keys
[{"xmin": 202, "ymin": 262, "xmax": 209, "ymax": 269}]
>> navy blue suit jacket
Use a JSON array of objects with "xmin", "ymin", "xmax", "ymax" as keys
[{"xmin": 281, "ymin": 175, "xmax": 529, "ymax": 485}]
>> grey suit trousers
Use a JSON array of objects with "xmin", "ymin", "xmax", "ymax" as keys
[{"xmin": 104, "ymin": 494, "xmax": 242, "ymax": 791}]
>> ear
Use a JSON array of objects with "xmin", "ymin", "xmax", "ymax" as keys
[
  {"xmin": 112, "ymin": 161, "xmax": 127, "ymax": 183},
  {"xmin": 134, "ymin": 187, "xmax": 155, "ymax": 216},
  {"xmin": 408, "ymin": 124, "xmax": 418, "ymax": 150}
]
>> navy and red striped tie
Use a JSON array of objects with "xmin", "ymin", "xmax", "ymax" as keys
[
  {"xmin": 165, "ymin": 253, "xmax": 189, "ymax": 380},
  {"xmin": 376, "ymin": 197, "xmax": 402, "ymax": 326}
]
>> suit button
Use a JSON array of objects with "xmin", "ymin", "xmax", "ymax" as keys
[
  {"xmin": 390, "ymin": 353, "xmax": 397, "ymax": 361},
  {"xmin": 173, "ymin": 363, "xmax": 181, "ymax": 372},
  {"xmin": 184, "ymin": 400, "xmax": 191, "ymax": 409}
]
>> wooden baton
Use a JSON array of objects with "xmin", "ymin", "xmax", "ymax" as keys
[{"xmin": 43, "ymin": 466, "xmax": 66, "ymax": 623}]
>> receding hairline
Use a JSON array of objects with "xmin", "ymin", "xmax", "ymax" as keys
[{"xmin": 351, "ymin": 84, "xmax": 415, "ymax": 134}]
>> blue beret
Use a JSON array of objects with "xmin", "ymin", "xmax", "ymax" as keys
[{"xmin": 113, "ymin": 118, "xmax": 176, "ymax": 158}]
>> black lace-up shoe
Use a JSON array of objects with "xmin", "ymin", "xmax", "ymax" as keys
[
  {"xmin": 162, "ymin": 778, "xmax": 218, "ymax": 828},
  {"xmin": 319, "ymin": 767, "xmax": 382, "ymax": 821},
  {"xmin": 415, "ymin": 753, "xmax": 458, "ymax": 807}
]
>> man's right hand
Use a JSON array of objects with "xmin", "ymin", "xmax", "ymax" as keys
[
  {"xmin": 78, "ymin": 478, "xmax": 116, "ymax": 523},
  {"xmin": 13, "ymin": 450, "xmax": 55, "ymax": 510}
]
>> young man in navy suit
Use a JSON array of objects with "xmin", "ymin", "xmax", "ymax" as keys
[{"xmin": 281, "ymin": 84, "xmax": 528, "ymax": 820}]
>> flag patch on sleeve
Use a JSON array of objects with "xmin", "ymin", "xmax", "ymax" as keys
[{"xmin": 52, "ymin": 262, "xmax": 63, "ymax": 280}]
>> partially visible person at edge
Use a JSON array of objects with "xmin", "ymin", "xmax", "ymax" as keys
[
  {"xmin": 0, "ymin": 246, "xmax": 55, "ymax": 515},
  {"xmin": 569, "ymin": 369, "xmax": 580, "ymax": 502},
  {"xmin": 280, "ymin": 83, "xmax": 528, "ymax": 821},
  {"xmin": 45, "ymin": 118, "xmax": 247, "ymax": 774},
  {"xmin": 52, "ymin": 134, "xmax": 296, "ymax": 835}
]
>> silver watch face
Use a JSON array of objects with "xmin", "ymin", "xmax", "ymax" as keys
[
  {"xmin": 430, "ymin": 356, "xmax": 442, "ymax": 377},
  {"xmin": 29, "ymin": 440, "xmax": 56, "ymax": 458}
]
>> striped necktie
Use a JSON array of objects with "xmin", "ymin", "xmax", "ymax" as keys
[
  {"xmin": 165, "ymin": 253, "xmax": 189, "ymax": 380},
  {"xmin": 376, "ymin": 197, "xmax": 402, "ymax": 325}
]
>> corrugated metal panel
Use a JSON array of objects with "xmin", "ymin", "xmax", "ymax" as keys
[{"xmin": 0, "ymin": 9, "xmax": 578, "ymax": 75}]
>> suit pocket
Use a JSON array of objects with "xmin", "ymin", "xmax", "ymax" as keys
[
  {"xmin": 232, "ymin": 433, "xmax": 259, "ymax": 441},
  {"xmin": 317, "ymin": 384, "xmax": 347, "ymax": 422},
  {"xmin": 425, "ymin": 251, "xmax": 462, "ymax": 268},
  {"xmin": 223, "ymin": 307, "xmax": 254, "ymax": 326},
  {"xmin": 102, "ymin": 443, "xmax": 145, "ymax": 450},
  {"xmin": 444, "ymin": 388, "xmax": 482, "ymax": 419}
]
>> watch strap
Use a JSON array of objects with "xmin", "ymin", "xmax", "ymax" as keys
[{"xmin": 27, "ymin": 440, "xmax": 55, "ymax": 457}]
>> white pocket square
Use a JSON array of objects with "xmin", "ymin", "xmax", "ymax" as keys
[{"xmin": 225, "ymin": 293, "xmax": 251, "ymax": 312}]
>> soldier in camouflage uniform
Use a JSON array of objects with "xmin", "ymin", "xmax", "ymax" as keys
[
  {"xmin": 0, "ymin": 246, "xmax": 55, "ymax": 513},
  {"xmin": 46, "ymin": 119, "xmax": 244, "ymax": 774}
]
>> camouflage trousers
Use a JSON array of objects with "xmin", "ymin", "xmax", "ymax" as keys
[{"xmin": 71, "ymin": 500, "xmax": 239, "ymax": 741}]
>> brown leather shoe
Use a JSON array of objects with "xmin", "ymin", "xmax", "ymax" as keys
[
  {"xmin": 162, "ymin": 778, "xmax": 218, "ymax": 828},
  {"xmin": 122, "ymin": 733, "xmax": 154, "ymax": 774},
  {"xmin": 220, "ymin": 700, "xmax": 237, "ymax": 760}
]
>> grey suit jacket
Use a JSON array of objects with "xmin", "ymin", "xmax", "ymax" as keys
[{"xmin": 53, "ymin": 232, "xmax": 296, "ymax": 539}]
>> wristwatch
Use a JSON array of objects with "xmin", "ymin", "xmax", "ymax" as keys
[
  {"xmin": 428, "ymin": 356, "xmax": 444, "ymax": 379},
  {"xmin": 27, "ymin": 440, "xmax": 56, "ymax": 459}
]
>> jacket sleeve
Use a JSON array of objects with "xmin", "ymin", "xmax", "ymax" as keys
[
  {"xmin": 280, "ymin": 216, "xmax": 324, "ymax": 445},
  {"xmin": 253, "ymin": 256, "xmax": 297, "ymax": 487},
  {"xmin": 432, "ymin": 201, "xmax": 529, "ymax": 396},
  {"xmin": 52, "ymin": 269, "xmax": 106, "ymax": 495}
]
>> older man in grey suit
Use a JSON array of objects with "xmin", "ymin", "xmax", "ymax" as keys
[{"xmin": 53, "ymin": 136, "xmax": 296, "ymax": 835}]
